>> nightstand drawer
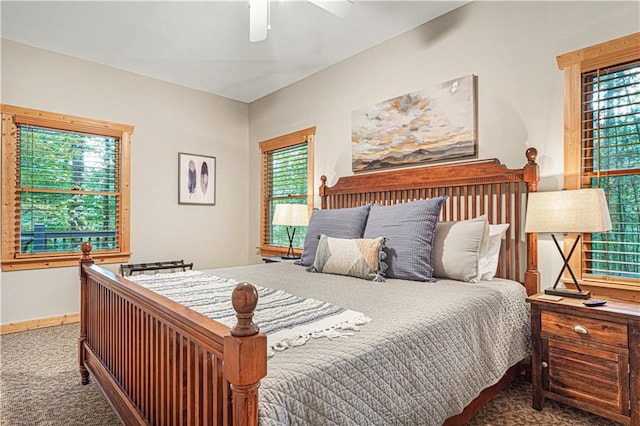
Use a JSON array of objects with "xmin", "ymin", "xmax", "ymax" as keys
[
  {"xmin": 541, "ymin": 311, "xmax": 628, "ymax": 348},
  {"xmin": 545, "ymin": 339, "xmax": 629, "ymax": 416}
]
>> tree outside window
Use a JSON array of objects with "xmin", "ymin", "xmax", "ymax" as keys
[
  {"xmin": 1, "ymin": 105, "xmax": 133, "ymax": 271},
  {"xmin": 558, "ymin": 33, "xmax": 640, "ymax": 294},
  {"xmin": 259, "ymin": 127, "xmax": 315, "ymax": 257}
]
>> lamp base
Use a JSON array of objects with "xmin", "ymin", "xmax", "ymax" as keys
[
  {"xmin": 280, "ymin": 255, "xmax": 300, "ymax": 260},
  {"xmin": 545, "ymin": 287, "xmax": 591, "ymax": 299}
]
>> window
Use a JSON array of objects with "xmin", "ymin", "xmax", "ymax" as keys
[
  {"xmin": 259, "ymin": 127, "xmax": 314, "ymax": 257},
  {"xmin": 558, "ymin": 33, "xmax": 640, "ymax": 292},
  {"xmin": 1, "ymin": 105, "xmax": 133, "ymax": 271}
]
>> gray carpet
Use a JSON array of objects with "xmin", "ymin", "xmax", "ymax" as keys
[{"xmin": 0, "ymin": 323, "xmax": 621, "ymax": 425}]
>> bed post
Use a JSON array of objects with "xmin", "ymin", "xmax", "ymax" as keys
[
  {"xmin": 78, "ymin": 242, "xmax": 94, "ymax": 385},
  {"xmin": 224, "ymin": 282, "xmax": 267, "ymax": 426},
  {"xmin": 523, "ymin": 147, "xmax": 540, "ymax": 296},
  {"xmin": 319, "ymin": 175, "xmax": 328, "ymax": 209}
]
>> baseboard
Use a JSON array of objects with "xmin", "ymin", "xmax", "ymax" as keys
[{"xmin": 1, "ymin": 313, "xmax": 80, "ymax": 335}]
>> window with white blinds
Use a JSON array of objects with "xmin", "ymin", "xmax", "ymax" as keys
[
  {"xmin": 1, "ymin": 105, "xmax": 133, "ymax": 271},
  {"xmin": 259, "ymin": 127, "xmax": 314, "ymax": 255},
  {"xmin": 581, "ymin": 60, "xmax": 640, "ymax": 281}
]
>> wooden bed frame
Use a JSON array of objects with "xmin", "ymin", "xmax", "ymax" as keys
[{"xmin": 79, "ymin": 148, "xmax": 540, "ymax": 425}]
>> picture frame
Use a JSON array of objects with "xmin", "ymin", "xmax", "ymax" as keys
[
  {"xmin": 351, "ymin": 74, "xmax": 478, "ymax": 172},
  {"xmin": 178, "ymin": 153, "xmax": 216, "ymax": 205}
]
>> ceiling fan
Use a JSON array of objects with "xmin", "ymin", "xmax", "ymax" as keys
[{"xmin": 249, "ymin": 0, "xmax": 354, "ymax": 42}]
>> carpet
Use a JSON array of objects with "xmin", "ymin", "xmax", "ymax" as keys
[{"xmin": 0, "ymin": 323, "xmax": 621, "ymax": 425}]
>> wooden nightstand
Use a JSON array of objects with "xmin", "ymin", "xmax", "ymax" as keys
[{"xmin": 528, "ymin": 294, "xmax": 640, "ymax": 425}]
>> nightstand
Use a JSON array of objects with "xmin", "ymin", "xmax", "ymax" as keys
[{"xmin": 527, "ymin": 294, "xmax": 640, "ymax": 425}]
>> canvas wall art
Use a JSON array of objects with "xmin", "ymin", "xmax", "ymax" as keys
[
  {"xmin": 351, "ymin": 74, "xmax": 477, "ymax": 172},
  {"xmin": 178, "ymin": 153, "xmax": 216, "ymax": 205}
]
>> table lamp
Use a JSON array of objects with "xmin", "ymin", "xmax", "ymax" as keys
[
  {"xmin": 272, "ymin": 204, "xmax": 309, "ymax": 259},
  {"xmin": 524, "ymin": 188, "xmax": 612, "ymax": 299}
]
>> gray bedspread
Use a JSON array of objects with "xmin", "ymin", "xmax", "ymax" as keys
[{"xmin": 212, "ymin": 262, "xmax": 530, "ymax": 426}]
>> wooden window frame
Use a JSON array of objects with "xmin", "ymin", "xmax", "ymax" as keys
[
  {"xmin": 1, "ymin": 104, "xmax": 133, "ymax": 271},
  {"xmin": 557, "ymin": 33, "xmax": 640, "ymax": 299},
  {"xmin": 259, "ymin": 127, "xmax": 315, "ymax": 257}
]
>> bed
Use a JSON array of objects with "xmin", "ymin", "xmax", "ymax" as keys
[{"xmin": 78, "ymin": 148, "xmax": 540, "ymax": 425}]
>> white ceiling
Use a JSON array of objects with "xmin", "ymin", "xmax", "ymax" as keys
[{"xmin": 1, "ymin": 1, "xmax": 468, "ymax": 103}]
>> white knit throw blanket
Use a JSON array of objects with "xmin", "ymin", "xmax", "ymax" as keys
[{"xmin": 129, "ymin": 271, "xmax": 371, "ymax": 357}]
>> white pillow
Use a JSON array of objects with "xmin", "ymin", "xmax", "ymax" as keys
[
  {"xmin": 433, "ymin": 215, "xmax": 489, "ymax": 282},
  {"xmin": 479, "ymin": 224, "xmax": 510, "ymax": 280}
]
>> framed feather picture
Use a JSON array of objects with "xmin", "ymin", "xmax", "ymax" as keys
[{"xmin": 178, "ymin": 153, "xmax": 216, "ymax": 205}]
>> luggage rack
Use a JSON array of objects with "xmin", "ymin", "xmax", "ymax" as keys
[{"xmin": 119, "ymin": 260, "xmax": 193, "ymax": 277}]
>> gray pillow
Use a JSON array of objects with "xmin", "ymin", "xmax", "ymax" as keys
[
  {"xmin": 363, "ymin": 197, "xmax": 447, "ymax": 281},
  {"xmin": 433, "ymin": 215, "xmax": 489, "ymax": 282},
  {"xmin": 298, "ymin": 204, "xmax": 371, "ymax": 266}
]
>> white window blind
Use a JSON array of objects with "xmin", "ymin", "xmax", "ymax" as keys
[
  {"xmin": 17, "ymin": 124, "xmax": 120, "ymax": 254},
  {"xmin": 581, "ymin": 60, "xmax": 640, "ymax": 280},
  {"xmin": 263, "ymin": 142, "xmax": 308, "ymax": 247}
]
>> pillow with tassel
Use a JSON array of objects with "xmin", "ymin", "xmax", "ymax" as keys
[{"xmin": 309, "ymin": 235, "xmax": 387, "ymax": 281}]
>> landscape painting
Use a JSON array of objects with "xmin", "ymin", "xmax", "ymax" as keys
[{"xmin": 351, "ymin": 75, "xmax": 477, "ymax": 172}]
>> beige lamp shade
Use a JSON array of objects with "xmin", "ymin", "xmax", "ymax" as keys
[
  {"xmin": 524, "ymin": 188, "xmax": 612, "ymax": 234},
  {"xmin": 272, "ymin": 204, "xmax": 309, "ymax": 227}
]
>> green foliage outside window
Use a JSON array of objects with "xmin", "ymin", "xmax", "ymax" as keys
[
  {"xmin": 584, "ymin": 62, "xmax": 640, "ymax": 280},
  {"xmin": 19, "ymin": 125, "xmax": 118, "ymax": 253},
  {"xmin": 268, "ymin": 143, "xmax": 308, "ymax": 248}
]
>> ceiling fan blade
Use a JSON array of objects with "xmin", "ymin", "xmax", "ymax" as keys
[
  {"xmin": 249, "ymin": 0, "xmax": 268, "ymax": 42},
  {"xmin": 307, "ymin": 0, "xmax": 354, "ymax": 18}
]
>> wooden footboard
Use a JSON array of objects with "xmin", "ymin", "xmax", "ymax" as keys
[
  {"xmin": 79, "ymin": 148, "xmax": 539, "ymax": 425},
  {"xmin": 79, "ymin": 242, "xmax": 267, "ymax": 425}
]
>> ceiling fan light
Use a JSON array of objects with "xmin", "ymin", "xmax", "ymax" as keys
[{"xmin": 249, "ymin": 0, "xmax": 268, "ymax": 42}]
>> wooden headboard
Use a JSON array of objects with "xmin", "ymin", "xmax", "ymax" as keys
[{"xmin": 319, "ymin": 148, "xmax": 540, "ymax": 296}]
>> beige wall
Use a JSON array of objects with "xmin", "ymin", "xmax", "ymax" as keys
[
  {"xmin": 1, "ymin": 1, "xmax": 639, "ymax": 325},
  {"xmin": 0, "ymin": 40, "xmax": 250, "ymax": 325},
  {"xmin": 248, "ymin": 1, "xmax": 640, "ymax": 289}
]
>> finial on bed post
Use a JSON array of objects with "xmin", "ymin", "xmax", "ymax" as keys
[
  {"xmin": 526, "ymin": 147, "xmax": 537, "ymax": 164},
  {"xmin": 80, "ymin": 242, "xmax": 94, "ymax": 273},
  {"xmin": 230, "ymin": 282, "xmax": 260, "ymax": 337},
  {"xmin": 523, "ymin": 147, "xmax": 539, "ymax": 198},
  {"xmin": 320, "ymin": 175, "xmax": 328, "ymax": 210},
  {"xmin": 523, "ymin": 147, "xmax": 540, "ymax": 296},
  {"xmin": 79, "ymin": 242, "xmax": 94, "ymax": 385},
  {"xmin": 225, "ymin": 282, "xmax": 267, "ymax": 426}
]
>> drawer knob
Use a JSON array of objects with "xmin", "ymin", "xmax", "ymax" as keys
[
  {"xmin": 573, "ymin": 325, "xmax": 589, "ymax": 335},
  {"xmin": 541, "ymin": 361, "xmax": 549, "ymax": 368}
]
